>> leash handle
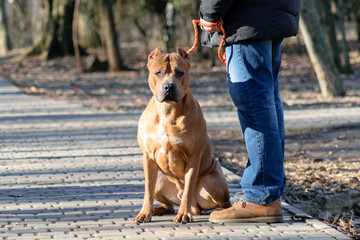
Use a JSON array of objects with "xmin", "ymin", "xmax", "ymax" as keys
[{"xmin": 187, "ymin": 19, "xmax": 226, "ymax": 64}]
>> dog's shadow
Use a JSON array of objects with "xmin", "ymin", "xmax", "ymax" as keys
[{"xmin": 149, "ymin": 210, "xmax": 213, "ymax": 224}]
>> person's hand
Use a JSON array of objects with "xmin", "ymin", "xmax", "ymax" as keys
[{"xmin": 200, "ymin": 18, "xmax": 223, "ymax": 33}]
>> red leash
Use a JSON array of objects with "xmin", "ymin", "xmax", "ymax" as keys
[{"xmin": 186, "ymin": 19, "xmax": 226, "ymax": 64}]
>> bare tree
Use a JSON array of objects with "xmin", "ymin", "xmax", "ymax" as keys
[
  {"xmin": 73, "ymin": 0, "xmax": 83, "ymax": 72},
  {"xmin": 25, "ymin": 0, "xmax": 76, "ymax": 59},
  {"xmin": 144, "ymin": 0, "xmax": 177, "ymax": 52},
  {"xmin": 353, "ymin": 1, "xmax": 360, "ymax": 41},
  {"xmin": 300, "ymin": 0, "xmax": 345, "ymax": 98},
  {"xmin": 336, "ymin": 0, "xmax": 353, "ymax": 74},
  {"xmin": 99, "ymin": 0, "xmax": 125, "ymax": 71},
  {"xmin": 122, "ymin": 0, "xmax": 155, "ymax": 55},
  {"xmin": 0, "ymin": 0, "xmax": 11, "ymax": 56},
  {"xmin": 316, "ymin": 0, "xmax": 343, "ymax": 72},
  {"xmin": 344, "ymin": 0, "xmax": 360, "ymax": 42}
]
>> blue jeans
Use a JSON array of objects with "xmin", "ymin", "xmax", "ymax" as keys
[{"xmin": 226, "ymin": 39, "xmax": 286, "ymax": 205}]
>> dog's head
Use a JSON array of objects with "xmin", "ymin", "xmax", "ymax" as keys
[{"xmin": 147, "ymin": 48, "xmax": 190, "ymax": 103}]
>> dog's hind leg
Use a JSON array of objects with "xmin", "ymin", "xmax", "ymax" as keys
[
  {"xmin": 153, "ymin": 204, "xmax": 175, "ymax": 215},
  {"xmin": 195, "ymin": 166, "xmax": 231, "ymax": 211}
]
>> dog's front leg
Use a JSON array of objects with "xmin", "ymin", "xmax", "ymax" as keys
[
  {"xmin": 134, "ymin": 154, "xmax": 158, "ymax": 223},
  {"xmin": 174, "ymin": 155, "xmax": 201, "ymax": 224}
]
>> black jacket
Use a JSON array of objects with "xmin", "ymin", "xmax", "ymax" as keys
[{"xmin": 200, "ymin": 0, "xmax": 301, "ymax": 46}]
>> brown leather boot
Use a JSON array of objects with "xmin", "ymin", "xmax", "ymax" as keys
[{"xmin": 209, "ymin": 199, "xmax": 283, "ymax": 223}]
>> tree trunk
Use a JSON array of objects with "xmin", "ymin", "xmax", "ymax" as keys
[
  {"xmin": 356, "ymin": 14, "xmax": 360, "ymax": 42},
  {"xmin": 336, "ymin": 0, "xmax": 353, "ymax": 74},
  {"xmin": 144, "ymin": 0, "xmax": 172, "ymax": 52},
  {"xmin": 354, "ymin": 0, "xmax": 360, "ymax": 42},
  {"xmin": 25, "ymin": 0, "xmax": 75, "ymax": 59},
  {"xmin": 0, "ymin": 0, "xmax": 11, "ymax": 56},
  {"xmin": 99, "ymin": 0, "xmax": 125, "ymax": 71},
  {"xmin": 115, "ymin": 0, "xmax": 122, "ymax": 30},
  {"xmin": 160, "ymin": 2, "xmax": 176, "ymax": 52},
  {"xmin": 73, "ymin": 0, "xmax": 82, "ymax": 72},
  {"xmin": 31, "ymin": 0, "xmax": 44, "ymax": 45},
  {"xmin": 316, "ymin": 0, "xmax": 343, "ymax": 72},
  {"xmin": 77, "ymin": 10, "xmax": 101, "ymax": 48},
  {"xmin": 133, "ymin": 19, "xmax": 150, "ymax": 55},
  {"xmin": 300, "ymin": 0, "xmax": 345, "ymax": 98}
]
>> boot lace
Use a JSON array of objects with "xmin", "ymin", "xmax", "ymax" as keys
[{"xmin": 234, "ymin": 199, "xmax": 247, "ymax": 208}]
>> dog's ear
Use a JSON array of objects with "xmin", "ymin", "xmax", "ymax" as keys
[
  {"xmin": 177, "ymin": 48, "xmax": 190, "ymax": 62},
  {"xmin": 148, "ymin": 48, "xmax": 162, "ymax": 64}
]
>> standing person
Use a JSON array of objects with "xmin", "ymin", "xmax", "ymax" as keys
[{"xmin": 200, "ymin": 0, "xmax": 301, "ymax": 223}]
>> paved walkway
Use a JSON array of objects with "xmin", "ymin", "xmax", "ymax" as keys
[{"xmin": 0, "ymin": 76, "xmax": 353, "ymax": 239}]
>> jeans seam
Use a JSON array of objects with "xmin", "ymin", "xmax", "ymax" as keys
[
  {"xmin": 241, "ymin": 43, "xmax": 266, "ymax": 203},
  {"xmin": 245, "ymin": 82, "xmax": 266, "ymax": 204},
  {"xmin": 252, "ymin": 97, "xmax": 266, "ymax": 204},
  {"xmin": 237, "ymin": 45, "xmax": 247, "ymax": 83}
]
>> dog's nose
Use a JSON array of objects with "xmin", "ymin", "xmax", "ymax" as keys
[{"xmin": 164, "ymin": 82, "xmax": 176, "ymax": 92}]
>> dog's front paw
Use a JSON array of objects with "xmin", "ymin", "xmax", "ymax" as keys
[
  {"xmin": 174, "ymin": 212, "xmax": 193, "ymax": 224},
  {"xmin": 134, "ymin": 212, "xmax": 152, "ymax": 224}
]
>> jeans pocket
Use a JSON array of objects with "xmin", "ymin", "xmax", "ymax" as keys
[{"xmin": 226, "ymin": 45, "xmax": 248, "ymax": 83}]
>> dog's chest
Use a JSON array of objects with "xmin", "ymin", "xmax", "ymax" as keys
[
  {"xmin": 148, "ymin": 125, "xmax": 182, "ymax": 149},
  {"xmin": 144, "ymin": 122, "xmax": 187, "ymax": 174}
]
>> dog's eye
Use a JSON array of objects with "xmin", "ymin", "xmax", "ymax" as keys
[
  {"xmin": 175, "ymin": 71, "xmax": 184, "ymax": 77},
  {"xmin": 155, "ymin": 71, "xmax": 162, "ymax": 77}
]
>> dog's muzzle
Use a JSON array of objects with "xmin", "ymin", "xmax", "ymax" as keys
[{"xmin": 156, "ymin": 82, "xmax": 181, "ymax": 103}]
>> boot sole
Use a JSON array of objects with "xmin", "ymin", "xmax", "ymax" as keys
[{"xmin": 209, "ymin": 215, "xmax": 283, "ymax": 223}]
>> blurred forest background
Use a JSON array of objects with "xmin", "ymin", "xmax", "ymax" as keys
[
  {"xmin": 1, "ymin": 0, "xmax": 360, "ymax": 238},
  {"xmin": 0, "ymin": 0, "xmax": 360, "ymax": 98}
]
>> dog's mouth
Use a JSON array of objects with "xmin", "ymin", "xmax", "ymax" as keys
[{"xmin": 156, "ymin": 91, "xmax": 181, "ymax": 103}]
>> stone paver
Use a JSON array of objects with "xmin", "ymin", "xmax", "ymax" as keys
[{"xmin": 0, "ymin": 76, "xmax": 352, "ymax": 239}]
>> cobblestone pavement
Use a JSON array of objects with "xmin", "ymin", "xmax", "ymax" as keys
[{"xmin": 0, "ymin": 76, "xmax": 352, "ymax": 239}]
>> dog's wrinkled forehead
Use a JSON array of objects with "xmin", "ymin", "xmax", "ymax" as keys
[
  {"xmin": 147, "ymin": 48, "xmax": 190, "ymax": 73},
  {"xmin": 155, "ymin": 54, "xmax": 172, "ymax": 73},
  {"xmin": 152, "ymin": 54, "xmax": 187, "ymax": 72}
]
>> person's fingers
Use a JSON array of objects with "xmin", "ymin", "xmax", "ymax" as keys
[
  {"xmin": 218, "ymin": 18, "xmax": 224, "ymax": 26},
  {"xmin": 200, "ymin": 18, "xmax": 221, "ymax": 33}
]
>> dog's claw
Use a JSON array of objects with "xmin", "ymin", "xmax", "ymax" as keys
[
  {"xmin": 134, "ymin": 213, "xmax": 152, "ymax": 224},
  {"xmin": 174, "ymin": 213, "xmax": 193, "ymax": 224}
]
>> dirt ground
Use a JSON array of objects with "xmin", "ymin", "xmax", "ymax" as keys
[{"xmin": 0, "ymin": 47, "xmax": 359, "ymax": 238}]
